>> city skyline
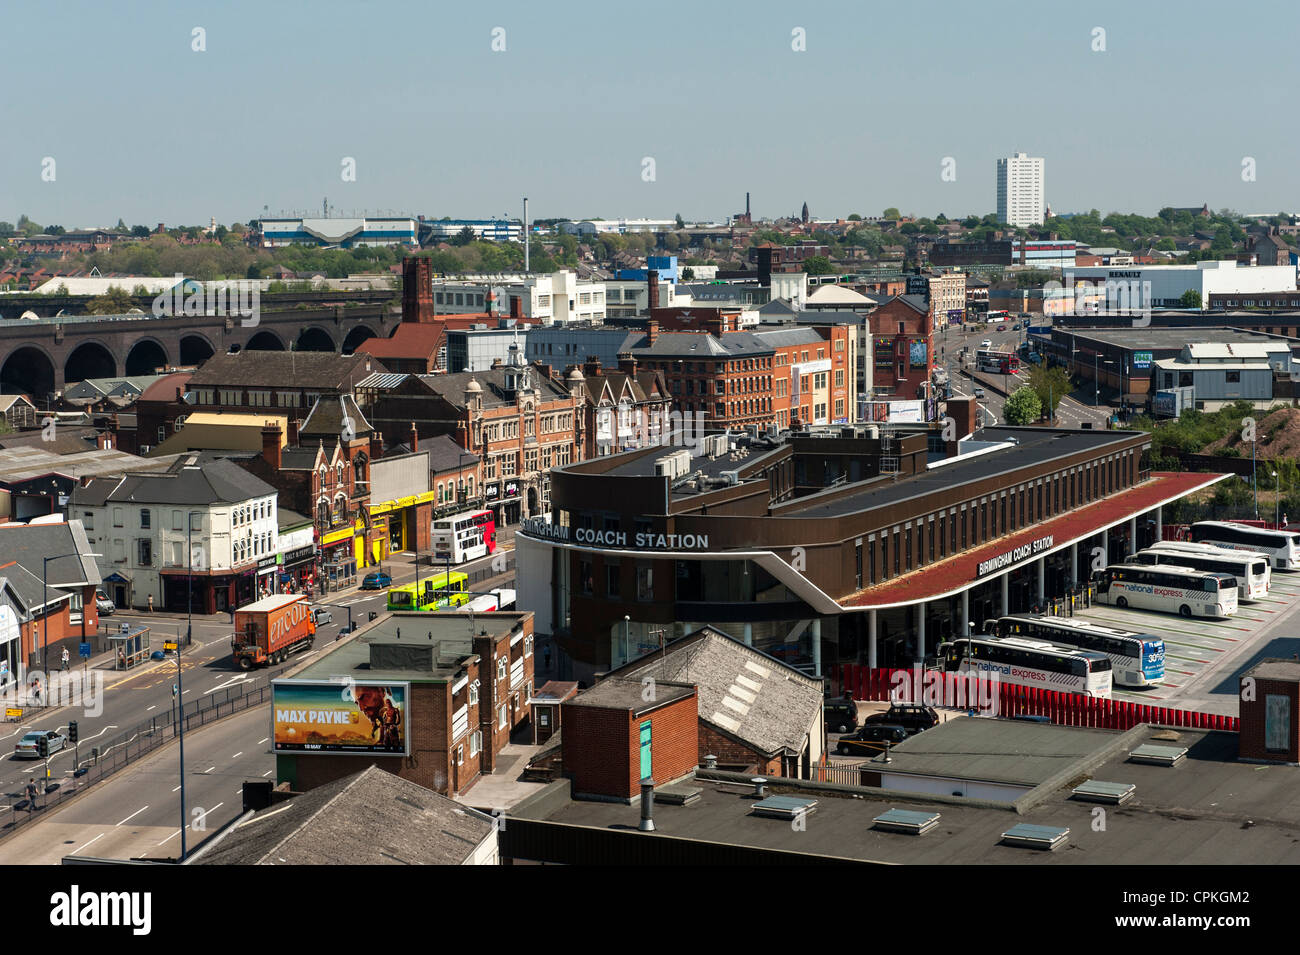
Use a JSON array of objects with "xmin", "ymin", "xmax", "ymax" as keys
[{"xmin": 2, "ymin": 0, "xmax": 1298, "ymax": 227}]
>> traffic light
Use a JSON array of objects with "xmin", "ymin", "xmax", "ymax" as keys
[
  {"xmin": 36, "ymin": 735, "xmax": 48, "ymax": 758},
  {"xmin": 67, "ymin": 721, "xmax": 77, "ymax": 744}
]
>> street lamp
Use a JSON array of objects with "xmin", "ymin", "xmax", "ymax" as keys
[
  {"xmin": 43, "ymin": 552, "xmax": 101, "ymax": 675},
  {"xmin": 1273, "ymin": 471, "xmax": 1280, "ymax": 528}
]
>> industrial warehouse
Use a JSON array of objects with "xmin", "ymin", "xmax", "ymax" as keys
[{"xmin": 516, "ymin": 400, "xmax": 1226, "ymax": 683}]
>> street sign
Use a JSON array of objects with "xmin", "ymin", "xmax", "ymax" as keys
[
  {"xmin": 78, "ymin": 642, "xmax": 91, "ymax": 659},
  {"xmin": 5, "ymin": 707, "xmax": 22, "ymax": 720},
  {"xmin": 163, "ymin": 641, "xmax": 178, "ymax": 652}
]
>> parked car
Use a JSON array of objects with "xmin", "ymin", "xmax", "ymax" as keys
[
  {"xmin": 14, "ymin": 730, "xmax": 67, "ymax": 759},
  {"xmin": 863, "ymin": 703, "xmax": 940, "ymax": 735},
  {"xmin": 824, "ymin": 701, "xmax": 859, "ymax": 734},
  {"xmin": 311, "ymin": 607, "xmax": 333, "ymax": 625},
  {"xmin": 360, "ymin": 572, "xmax": 392, "ymax": 591},
  {"xmin": 95, "ymin": 589, "xmax": 115, "ymax": 615},
  {"xmin": 836, "ymin": 723, "xmax": 908, "ymax": 756}
]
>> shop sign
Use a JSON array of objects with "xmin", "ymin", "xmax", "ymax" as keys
[
  {"xmin": 284, "ymin": 545, "xmax": 315, "ymax": 564},
  {"xmin": 505, "ymin": 480, "xmax": 520, "ymax": 497},
  {"xmin": 485, "ymin": 483, "xmax": 500, "ymax": 501},
  {"xmin": 977, "ymin": 535, "xmax": 1054, "ymax": 578}
]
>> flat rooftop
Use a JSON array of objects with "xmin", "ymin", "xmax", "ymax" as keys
[
  {"xmin": 567, "ymin": 678, "xmax": 695, "ymax": 713},
  {"xmin": 290, "ymin": 612, "xmax": 527, "ymax": 684},
  {"xmin": 514, "ymin": 725, "xmax": 1300, "ymax": 864},
  {"xmin": 1058, "ymin": 326, "xmax": 1298, "ymax": 351},
  {"xmin": 785, "ymin": 428, "xmax": 1139, "ymax": 520}
]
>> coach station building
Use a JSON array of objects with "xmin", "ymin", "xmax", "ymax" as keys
[{"xmin": 516, "ymin": 415, "xmax": 1226, "ymax": 682}]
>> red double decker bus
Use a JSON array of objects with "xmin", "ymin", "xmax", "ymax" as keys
[{"xmin": 976, "ymin": 349, "xmax": 1021, "ymax": 374}]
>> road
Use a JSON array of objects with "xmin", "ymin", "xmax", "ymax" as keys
[
  {"xmin": 0, "ymin": 541, "xmax": 515, "ymax": 818},
  {"xmin": 937, "ymin": 318, "xmax": 1107, "ymax": 429},
  {"xmin": 0, "ymin": 705, "xmax": 271, "ymax": 863}
]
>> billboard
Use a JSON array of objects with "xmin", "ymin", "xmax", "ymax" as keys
[
  {"xmin": 272, "ymin": 680, "xmax": 411, "ymax": 756},
  {"xmin": 909, "ymin": 339, "xmax": 928, "ymax": 368},
  {"xmin": 1132, "ymin": 351, "xmax": 1153, "ymax": 370},
  {"xmin": 865, "ymin": 400, "xmax": 925, "ymax": 423}
]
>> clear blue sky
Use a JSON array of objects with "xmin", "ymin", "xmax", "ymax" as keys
[{"xmin": 2, "ymin": 0, "xmax": 1297, "ymax": 228}]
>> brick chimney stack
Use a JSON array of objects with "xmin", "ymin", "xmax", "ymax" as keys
[
  {"xmin": 402, "ymin": 256, "xmax": 434, "ymax": 324},
  {"xmin": 288, "ymin": 418, "xmax": 300, "ymax": 446},
  {"xmin": 370, "ymin": 430, "xmax": 384, "ymax": 460},
  {"xmin": 262, "ymin": 421, "xmax": 283, "ymax": 470},
  {"xmin": 618, "ymin": 353, "xmax": 638, "ymax": 375},
  {"xmin": 647, "ymin": 269, "xmax": 660, "ymax": 310},
  {"xmin": 647, "ymin": 319, "xmax": 659, "ymax": 344},
  {"xmin": 409, "ymin": 422, "xmax": 419, "ymax": 453},
  {"xmin": 510, "ymin": 295, "xmax": 523, "ymax": 320}
]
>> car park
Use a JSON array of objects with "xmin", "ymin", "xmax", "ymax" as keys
[
  {"xmin": 837, "ymin": 723, "xmax": 908, "ymax": 756},
  {"xmin": 14, "ymin": 730, "xmax": 67, "ymax": 759},
  {"xmin": 360, "ymin": 572, "xmax": 392, "ymax": 590},
  {"xmin": 825, "ymin": 700, "xmax": 859, "ymax": 734},
  {"xmin": 863, "ymin": 703, "xmax": 940, "ymax": 735}
]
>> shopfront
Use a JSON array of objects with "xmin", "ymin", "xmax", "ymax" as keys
[
  {"xmin": 279, "ymin": 544, "xmax": 316, "ymax": 592},
  {"xmin": 256, "ymin": 555, "xmax": 279, "ymax": 598}
]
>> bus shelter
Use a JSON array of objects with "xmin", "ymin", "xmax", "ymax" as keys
[
  {"xmin": 109, "ymin": 623, "xmax": 151, "ymax": 670},
  {"xmin": 321, "ymin": 558, "xmax": 357, "ymax": 594}
]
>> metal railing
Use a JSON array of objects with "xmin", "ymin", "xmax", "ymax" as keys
[
  {"xmin": 809, "ymin": 760, "xmax": 872, "ymax": 786},
  {"xmin": 0, "ymin": 682, "xmax": 268, "ymax": 841}
]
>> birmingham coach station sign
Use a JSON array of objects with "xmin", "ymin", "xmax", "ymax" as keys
[
  {"xmin": 976, "ymin": 535, "xmax": 1054, "ymax": 578},
  {"xmin": 522, "ymin": 516, "xmax": 711, "ymax": 551}
]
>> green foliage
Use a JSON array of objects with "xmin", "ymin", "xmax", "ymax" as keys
[
  {"xmin": 883, "ymin": 207, "xmax": 901, "ymax": 219},
  {"xmin": 681, "ymin": 267, "xmax": 695, "ymax": 280},
  {"xmin": 1027, "ymin": 363, "xmax": 1072, "ymax": 415},
  {"xmin": 802, "ymin": 256, "xmax": 835, "ymax": 276},
  {"xmin": 86, "ymin": 286, "xmax": 134, "ymax": 314},
  {"xmin": 1179, "ymin": 289, "xmax": 1203, "ymax": 308},
  {"xmin": 675, "ymin": 213, "xmax": 685, "ymax": 230},
  {"xmin": 1128, "ymin": 400, "xmax": 1257, "ymax": 459},
  {"xmin": 1003, "ymin": 386, "xmax": 1042, "ymax": 425},
  {"xmin": 847, "ymin": 213, "xmax": 862, "ymax": 221}
]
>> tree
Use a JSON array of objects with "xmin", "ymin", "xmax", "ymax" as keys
[
  {"xmin": 883, "ymin": 207, "xmax": 901, "ymax": 220},
  {"xmin": 0, "ymin": 221, "xmax": 13, "ymax": 237},
  {"xmin": 675, "ymin": 213, "xmax": 685, "ymax": 230},
  {"xmin": 131, "ymin": 225, "xmax": 152, "ymax": 237},
  {"xmin": 1004, "ymin": 386, "xmax": 1042, "ymax": 426},
  {"xmin": 848, "ymin": 213, "xmax": 862, "ymax": 221},
  {"xmin": 1179, "ymin": 288, "xmax": 1203, "ymax": 309},
  {"xmin": 962, "ymin": 216, "xmax": 980, "ymax": 229},
  {"xmin": 681, "ymin": 267, "xmax": 695, "ymax": 281},
  {"xmin": 664, "ymin": 233, "xmax": 681, "ymax": 252},
  {"xmin": 451, "ymin": 226, "xmax": 476, "ymax": 247},
  {"xmin": 802, "ymin": 256, "xmax": 835, "ymax": 276},
  {"xmin": 86, "ymin": 286, "xmax": 133, "ymax": 314},
  {"xmin": 1028, "ymin": 363, "xmax": 1072, "ymax": 418}
]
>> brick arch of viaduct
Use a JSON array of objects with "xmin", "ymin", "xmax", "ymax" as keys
[{"xmin": 0, "ymin": 305, "xmax": 395, "ymax": 392}]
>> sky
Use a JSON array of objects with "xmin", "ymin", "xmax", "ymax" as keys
[{"xmin": 2, "ymin": 0, "xmax": 1298, "ymax": 229}]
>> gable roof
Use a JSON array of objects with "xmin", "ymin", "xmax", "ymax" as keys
[
  {"xmin": 299, "ymin": 394, "xmax": 373, "ymax": 440},
  {"xmin": 609, "ymin": 627, "xmax": 823, "ymax": 757},
  {"xmin": 0, "ymin": 520, "xmax": 101, "ymax": 595},
  {"xmin": 72, "ymin": 457, "xmax": 276, "ymax": 508},
  {"xmin": 192, "ymin": 765, "xmax": 496, "ymax": 865},
  {"xmin": 186, "ymin": 351, "xmax": 385, "ymax": 392}
]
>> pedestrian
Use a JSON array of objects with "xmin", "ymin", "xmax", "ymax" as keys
[
  {"xmin": 118, "ymin": 648, "xmax": 126, "ymax": 669},
  {"xmin": 148, "ymin": 593, "xmax": 154, "ymax": 613},
  {"xmin": 61, "ymin": 647, "xmax": 69, "ymax": 671},
  {"xmin": 26, "ymin": 780, "xmax": 37, "ymax": 812},
  {"xmin": 31, "ymin": 678, "xmax": 41, "ymax": 706}
]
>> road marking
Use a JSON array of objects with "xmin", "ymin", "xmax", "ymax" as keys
[
  {"xmin": 117, "ymin": 805, "xmax": 149, "ymax": 826},
  {"xmin": 262, "ymin": 770, "xmax": 273, "ymax": 777},
  {"xmin": 157, "ymin": 828, "xmax": 183, "ymax": 846},
  {"xmin": 231, "ymin": 752, "xmax": 242, "ymax": 759},
  {"xmin": 146, "ymin": 705, "xmax": 156, "ymax": 711},
  {"xmin": 74, "ymin": 832, "xmax": 107, "ymax": 854},
  {"xmin": 206, "ymin": 676, "xmax": 247, "ymax": 695},
  {"xmin": 172, "ymin": 785, "xmax": 181, "ymax": 792},
  {"xmin": 257, "ymin": 737, "xmax": 268, "ymax": 745},
  {"xmin": 203, "ymin": 766, "xmax": 215, "ymax": 774}
]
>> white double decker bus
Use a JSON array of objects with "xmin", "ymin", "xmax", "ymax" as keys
[
  {"xmin": 938, "ymin": 635, "xmax": 1112, "ymax": 698},
  {"xmin": 1130, "ymin": 541, "xmax": 1269, "ymax": 602},
  {"xmin": 1094, "ymin": 563, "xmax": 1238, "ymax": 619},
  {"xmin": 1190, "ymin": 521, "xmax": 1300, "ymax": 571},
  {"xmin": 431, "ymin": 510, "xmax": 490, "ymax": 564}
]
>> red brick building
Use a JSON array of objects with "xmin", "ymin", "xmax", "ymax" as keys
[
  {"xmin": 0, "ymin": 520, "xmax": 102, "ymax": 671},
  {"xmin": 279, "ymin": 612, "xmax": 535, "ymax": 797},
  {"xmin": 866, "ymin": 294, "xmax": 934, "ymax": 405},
  {"xmin": 561, "ymin": 678, "xmax": 699, "ymax": 800},
  {"xmin": 1239, "ymin": 659, "xmax": 1300, "ymax": 764}
]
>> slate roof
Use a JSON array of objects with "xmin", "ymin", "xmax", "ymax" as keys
[
  {"xmin": 299, "ymin": 394, "xmax": 373, "ymax": 439},
  {"xmin": 606, "ymin": 627, "xmax": 823, "ymax": 757},
  {"xmin": 192, "ymin": 765, "xmax": 496, "ymax": 865},
  {"xmin": 71, "ymin": 457, "xmax": 276, "ymax": 508},
  {"xmin": 186, "ymin": 351, "xmax": 385, "ymax": 391},
  {"xmin": 419, "ymin": 367, "xmax": 573, "ymax": 409},
  {"xmin": 0, "ymin": 520, "xmax": 101, "ymax": 595}
]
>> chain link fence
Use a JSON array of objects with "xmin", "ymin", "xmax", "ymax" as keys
[{"xmin": 0, "ymin": 682, "xmax": 268, "ymax": 840}]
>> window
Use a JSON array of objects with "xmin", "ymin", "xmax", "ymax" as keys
[
  {"xmin": 469, "ymin": 680, "xmax": 480, "ymax": 705},
  {"xmin": 606, "ymin": 564, "xmax": 621, "ymax": 598},
  {"xmin": 498, "ymin": 703, "xmax": 508, "ymax": 729},
  {"xmin": 113, "ymin": 507, "xmax": 123, "ymax": 528},
  {"xmin": 140, "ymin": 509, "xmax": 151, "ymax": 529},
  {"xmin": 1226, "ymin": 371, "xmax": 1241, "ymax": 383},
  {"xmin": 137, "ymin": 539, "xmax": 152, "ymax": 566},
  {"xmin": 470, "ymin": 730, "xmax": 482, "ymax": 757},
  {"xmin": 497, "ymin": 656, "xmax": 508, "ymax": 681},
  {"xmin": 524, "ymin": 635, "xmax": 533, "ymax": 657},
  {"xmin": 637, "ymin": 564, "xmax": 654, "ymax": 601}
]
